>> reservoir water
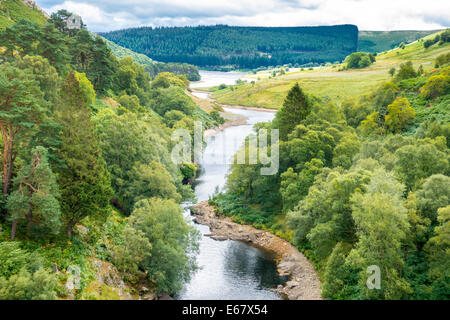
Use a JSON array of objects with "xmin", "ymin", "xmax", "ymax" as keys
[
  {"xmin": 190, "ymin": 70, "xmax": 249, "ymax": 88},
  {"xmin": 176, "ymin": 71, "xmax": 286, "ymax": 300}
]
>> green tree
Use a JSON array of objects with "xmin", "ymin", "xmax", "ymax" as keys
[
  {"xmin": 56, "ymin": 72, "xmax": 113, "ymax": 237},
  {"xmin": 349, "ymin": 191, "xmax": 411, "ymax": 299},
  {"xmin": 394, "ymin": 139, "xmax": 449, "ymax": 190},
  {"xmin": 164, "ymin": 110, "xmax": 186, "ymax": 128},
  {"xmin": 347, "ymin": 168, "xmax": 411, "ymax": 299},
  {"xmin": 280, "ymin": 159, "xmax": 323, "ymax": 212},
  {"xmin": 274, "ymin": 83, "xmax": 311, "ymax": 140},
  {"xmin": 0, "ymin": 63, "xmax": 45, "ymax": 202},
  {"xmin": 118, "ymin": 95, "xmax": 144, "ymax": 113},
  {"xmin": 153, "ymin": 86, "xmax": 196, "ymax": 117},
  {"xmin": 128, "ymin": 198, "xmax": 200, "ymax": 294},
  {"xmin": 6, "ymin": 147, "xmax": 61, "ymax": 240},
  {"xmin": 37, "ymin": 22, "xmax": 70, "ymax": 74},
  {"xmin": 152, "ymin": 72, "xmax": 189, "ymax": 89},
  {"xmin": 361, "ymin": 111, "xmax": 384, "ymax": 136},
  {"xmin": 124, "ymin": 162, "xmax": 181, "ymax": 210},
  {"xmin": 344, "ymin": 52, "xmax": 373, "ymax": 69},
  {"xmin": 0, "ymin": 19, "xmax": 40, "ymax": 60},
  {"xmin": 113, "ymin": 225, "xmax": 152, "ymax": 276},
  {"xmin": 385, "ymin": 97, "xmax": 415, "ymax": 133},
  {"xmin": 287, "ymin": 168, "xmax": 371, "ymax": 258},
  {"xmin": 415, "ymin": 175, "xmax": 450, "ymax": 222},
  {"xmin": 93, "ymin": 109, "xmax": 182, "ymax": 213},
  {"xmin": 419, "ymin": 74, "xmax": 450, "ymax": 99},
  {"xmin": 322, "ymin": 243, "xmax": 358, "ymax": 299},
  {"xmin": 434, "ymin": 53, "xmax": 450, "ymax": 68},
  {"xmin": 394, "ymin": 61, "xmax": 417, "ymax": 82},
  {"xmin": 332, "ymin": 133, "xmax": 361, "ymax": 169},
  {"xmin": 389, "ymin": 67, "xmax": 396, "ymax": 77},
  {"xmin": 15, "ymin": 55, "xmax": 60, "ymax": 106},
  {"xmin": 417, "ymin": 65, "xmax": 424, "ymax": 76},
  {"xmin": 425, "ymin": 205, "xmax": 450, "ymax": 298},
  {"xmin": 74, "ymin": 72, "xmax": 96, "ymax": 107},
  {"xmin": 285, "ymin": 125, "xmax": 335, "ymax": 170},
  {"xmin": 0, "ymin": 242, "xmax": 58, "ymax": 300}
]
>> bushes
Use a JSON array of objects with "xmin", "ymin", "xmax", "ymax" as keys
[
  {"xmin": 126, "ymin": 198, "xmax": 200, "ymax": 295},
  {"xmin": 385, "ymin": 97, "xmax": 416, "ymax": 133},
  {"xmin": 0, "ymin": 242, "xmax": 58, "ymax": 300},
  {"xmin": 344, "ymin": 52, "xmax": 374, "ymax": 69},
  {"xmin": 435, "ymin": 53, "xmax": 450, "ymax": 68},
  {"xmin": 394, "ymin": 61, "xmax": 417, "ymax": 82},
  {"xmin": 420, "ymin": 67, "xmax": 450, "ymax": 99},
  {"xmin": 424, "ymin": 29, "xmax": 449, "ymax": 49}
]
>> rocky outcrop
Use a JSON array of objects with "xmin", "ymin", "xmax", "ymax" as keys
[
  {"xmin": 88, "ymin": 259, "xmax": 136, "ymax": 300},
  {"xmin": 191, "ymin": 201, "xmax": 322, "ymax": 300}
]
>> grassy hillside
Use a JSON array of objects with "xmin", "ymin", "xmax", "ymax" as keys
[
  {"xmin": 210, "ymin": 30, "xmax": 450, "ymax": 109},
  {"xmin": 101, "ymin": 36, "xmax": 156, "ymax": 68},
  {"xmin": 358, "ymin": 30, "xmax": 441, "ymax": 52},
  {"xmin": 0, "ymin": 0, "xmax": 47, "ymax": 30}
]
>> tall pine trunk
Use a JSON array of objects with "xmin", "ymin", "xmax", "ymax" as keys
[{"xmin": 10, "ymin": 219, "xmax": 17, "ymax": 240}]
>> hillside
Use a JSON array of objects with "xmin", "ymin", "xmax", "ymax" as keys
[
  {"xmin": 209, "ymin": 30, "xmax": 450, "ymax": 109},
  {"xmin": 101, "ymin": 36, "xmax": 200, "ymax": 81},
  {"xmin": 100, "ymin": 25, "xmax": 359, "ymax": 69},
  {"xmin": 0, "ymin": 9, "xmax": 223, "ymax": 300},
  {"xmin": 358, "ymin": 30, "xmax": 441, "ymax": 52},
  {"xmin": 0, "ymin": 0, "xmax": 47, "ymax": 29}
]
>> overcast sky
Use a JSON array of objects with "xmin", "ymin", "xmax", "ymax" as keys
[{"xmin": 36, "ymin": 0, "xmax": 450, "ymax": 32}]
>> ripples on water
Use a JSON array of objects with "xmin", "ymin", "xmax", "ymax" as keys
[{"xmin": 177, "ymin": 74, "xmax": 286, "ymax": 299}]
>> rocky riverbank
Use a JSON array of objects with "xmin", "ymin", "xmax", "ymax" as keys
[{"xmin": 191, "ymin": 201, "xmax": 322, "ymax": 300}]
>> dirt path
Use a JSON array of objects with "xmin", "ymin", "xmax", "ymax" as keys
[{"xmin": 191, "ymin": 201, "xmax": 322, "ymax": 300}]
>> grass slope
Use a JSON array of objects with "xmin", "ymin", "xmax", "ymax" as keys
[
  {"xmin": 0, "ymin": 0, "xmax": 47, "ymax": 30},
  {"xmin": 358, "ymin": 30, "xmax": 441, "ymax": 52},
  {"xmin": 211, "ymin": 30, "xmax": 450, "ymax": 109},
  {"xmin": 101, "ymin": 36, "xmax": 156, "ymax": 69}
]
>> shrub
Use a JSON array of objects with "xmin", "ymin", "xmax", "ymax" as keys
[
  {"xmin": 420, "ymin": 73, "xmax": 450, "ymax": 99},
  {"xmin": 0, "ymin": 242, "xmax": 58, "ymax": 300}
]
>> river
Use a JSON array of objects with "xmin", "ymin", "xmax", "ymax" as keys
[{"xmin": 176, "ymin": 71, "xmax": 286, "ymax": 300}]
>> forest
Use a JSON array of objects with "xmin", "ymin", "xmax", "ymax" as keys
[
  {"xmin": 0, "ymin": 0, "xmax": 448, "ymax": 302},
  {"xmin": 210, "ymin": 37, "xmax": 450, "ymax": 299},
  {"xmin": 101, "ymin": 36, "xmax": 201, "ymax": 81},
  {"xmin": 100, "ymin": 25, "xmax": 359, "ymax": 69},
  {"xmin": 0, "ymin": 9, "xmax": 225, "ymax": 299}
]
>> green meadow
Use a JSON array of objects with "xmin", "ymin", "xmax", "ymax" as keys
[{"xmin": 210, "ymin": 31, "xmax": 450, "ymax": 109}]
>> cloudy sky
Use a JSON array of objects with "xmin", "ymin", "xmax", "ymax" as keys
[{"xmin": 36, "ymin": 0, "xmax": 450, "ymax": 32}]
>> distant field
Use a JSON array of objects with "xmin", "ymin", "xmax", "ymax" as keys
[
  {"xmin": 358, "ymin": 30, "xmax": 441, "ymax": 52},
  {"xmin": 211, "ymin": 31, "xmax": 450, "ymax": 109}
]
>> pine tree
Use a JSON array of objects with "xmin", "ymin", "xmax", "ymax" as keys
[
  {"xmin": 0, "ymin": 63, "xmax": 45, "ymax": 206},
  {"xmin": 274, "ymin": 83, "xmax": 311, "ymax": 140},
  {"xmin": 56, "ymin": 71, "xmax": 113, "ymax": 237},
  {"xmin": 6, "ymin": 147, "xmax": 61, "ymax": 240},
  {"xmin": 37, "ymin": 23, "xmax": 70, "ymax": 74}
]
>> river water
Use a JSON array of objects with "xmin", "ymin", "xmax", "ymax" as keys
[{"xmin": 176, "ymin": 71, "xmax": 286, "ymax": 300}]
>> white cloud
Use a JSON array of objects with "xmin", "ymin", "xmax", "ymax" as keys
[{"xmin": 38, "ymin": 0, "xmax": 450, "ymax": 32}]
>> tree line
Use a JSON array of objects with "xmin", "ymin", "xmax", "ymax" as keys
[
  {"xmin": 100, "ymin": 24, "xmax": 359, "ymax": 69},
  {"xmin": 0, "ymin": 11, "xmax": 223, "ymax": 299},
  {"xmin": 212, "ymin": 54, "xmax": 449, "ymax": 299}
]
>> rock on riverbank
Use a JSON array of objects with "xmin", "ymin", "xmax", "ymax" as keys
[{"xmin": 191, "ymin": 201, "xmax": 322, "ymax": 300}]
